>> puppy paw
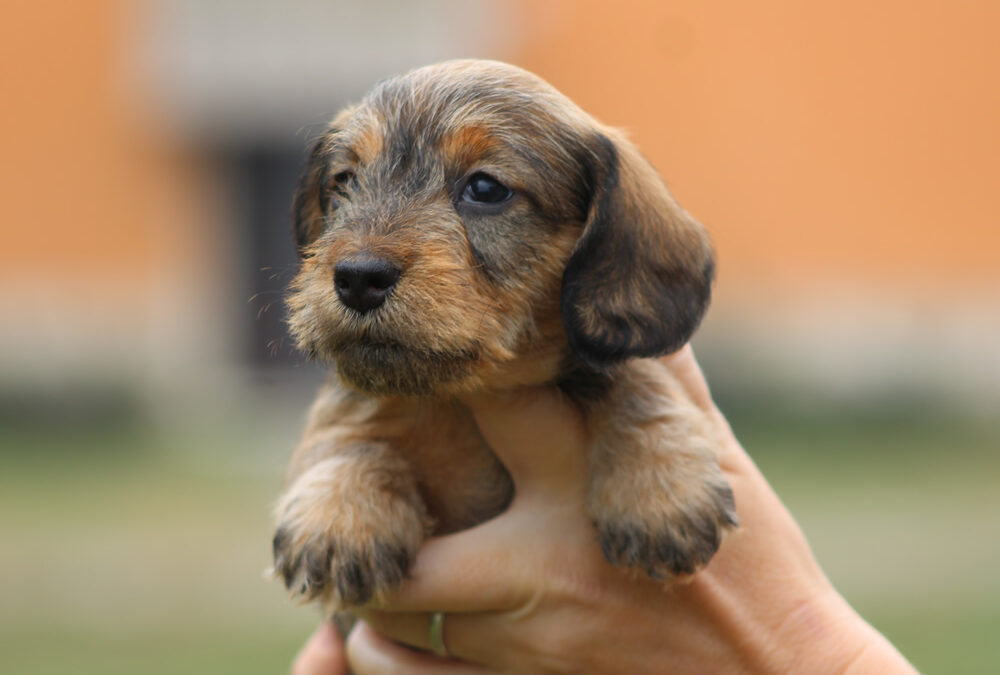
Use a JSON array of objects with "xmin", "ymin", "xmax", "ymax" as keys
[
  {"xmin": 592, "ymin": 477, "xmax": 737, "ymax": 580},
  {"xmin": 272, "ymin": 525, "xmax": 415, "ymax": 607},
  {"xmin": 271, "ymin": 455, "xmax": 427, "ymax": 608}
]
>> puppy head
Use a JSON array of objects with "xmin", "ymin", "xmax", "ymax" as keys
[{"xmin": 287, "ymin": 60, "xmax": 712, "ymax": 395}]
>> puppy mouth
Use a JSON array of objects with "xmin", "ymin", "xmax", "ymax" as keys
[{"xmin": 330, "ymin": 338, "xmax": 480, "ymax": 395}]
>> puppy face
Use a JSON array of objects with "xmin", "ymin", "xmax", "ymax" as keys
[{"xmin": 287, "ymin": 60, "xmax": 713, "ymax": 395}]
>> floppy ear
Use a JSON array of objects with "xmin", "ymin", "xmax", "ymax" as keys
[
  {"xmin": 561, "ymin": 132, "xmax": 714, "ymax": 368},
  {"xmin": 291, "ymin": 137, "xmax": 331, "ymax": 256}
]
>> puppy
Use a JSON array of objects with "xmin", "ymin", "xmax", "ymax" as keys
[{"xmin": 273, "ymin": 59, "xmax": 737, "ymax": 613}]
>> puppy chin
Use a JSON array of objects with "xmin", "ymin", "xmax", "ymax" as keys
[{"xmin": 331, "ymin": 341, "xmax": 480, "ymax": 396}]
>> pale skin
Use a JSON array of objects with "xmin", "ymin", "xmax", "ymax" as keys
[{"xmin": 291, "ymin": 347, "xmax": 917, "ymax": 674}]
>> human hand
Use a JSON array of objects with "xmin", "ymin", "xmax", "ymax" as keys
[
  {"xmin": 290, "ymin": 622, "xmax": 348, "ymax": 675},
  {"xmin": 297, "ymin": 347, "xmax": 916, "ymax": 673}
]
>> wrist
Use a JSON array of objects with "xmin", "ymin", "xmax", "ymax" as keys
[
  {"xmin": 690, "ymin": 561, "xmax": 911, "ymax": 675},
  {"xmin": 772, "ymin": 589, "xmax": 916, "ymax": 674}
]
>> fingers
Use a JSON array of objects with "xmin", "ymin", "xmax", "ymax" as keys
[
  {"xmin": 355, "ymin": 609, "xmax": 440, "ymax": 653},
  {"xmin": 347, "ymin": 621, "xmax": 488, "ymax": 675},
  {"xmin": 357, "ymin": 608, "xmax": 509, "ymax": 666},
  {"xmin": 661, "ymin": 346, "xmax": 746, "ymax": 470},
  {"xmin": 291, "ymin": 622, "xmax": 349, "ymax": 675},
  {"xmin": 368, "ymin": 386, "xmax": 601, "ymax": 617},
  {"xmin": 661, "ymin": 345, "xmax": 715, "ymax": 413},
  {"xmin": 460, "ymin": 386, "xmax": 589, "ymax": 502},
  {"xmin": 373, "ymin": 523, "xmax": 529, "ymax": 612}
]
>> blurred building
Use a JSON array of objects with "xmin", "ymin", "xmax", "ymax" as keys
[{"xmin": 2, "ymin": 0, "xmax": 998, "ymax": 422}]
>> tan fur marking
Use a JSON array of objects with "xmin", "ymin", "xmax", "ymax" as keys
[
  {"xmin": 440, "ymin": 124, "xmax": 501, "ymax": 166},
  {"xmin": 351, "ymin": 124, "xmax": 383, "ymax": 165}
]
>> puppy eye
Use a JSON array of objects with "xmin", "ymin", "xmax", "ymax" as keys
[
  {"xmin": 462, "ymin": 172, "xmax": 512, "ymax": 204},
  {"xmin": 328, "ymin": 170, "xmax": 356, "ymax": 197}
]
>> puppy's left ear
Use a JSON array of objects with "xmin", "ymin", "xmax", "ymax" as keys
[{"xmin": 561, "ymin": 132, "xmax": 714, "ymax": 368}]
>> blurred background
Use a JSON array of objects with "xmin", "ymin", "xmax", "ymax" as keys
[{"xmin": 2, "ymin": 1, "xmax": 997, "ymax": 672}]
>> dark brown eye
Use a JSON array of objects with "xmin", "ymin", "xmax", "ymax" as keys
[
  {"xmin": 328, "ymin": 170, "xmax": 356, "ymax": 198},
  {"xmin": 462, "ymin": 172, "xmax": 512, "ymax": 204}
]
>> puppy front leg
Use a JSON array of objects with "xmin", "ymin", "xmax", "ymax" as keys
[
  {"xmin": 584, "ymin": 362, "xmax": 738, "ymax": 580},
  {"xmin": 273, "ymin": 437, "xmax": 429, "ymax": 610}
]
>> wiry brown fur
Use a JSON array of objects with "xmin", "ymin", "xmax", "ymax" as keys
[{"xmin": 273, "ymin": 59, "xmax": 736, "ymax": 614}]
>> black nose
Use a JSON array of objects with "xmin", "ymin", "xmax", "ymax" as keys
[{"xmin": 333, "ymin": 257, "xmax": 401, "ymax": 313}]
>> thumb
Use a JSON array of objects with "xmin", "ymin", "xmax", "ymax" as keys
[
  {"xmin": 461, "ymin": 386, "xmax": 589, "ymax": 504},
  {"xmin": 291, "ymin": 622, "xmax": 349, "ymax": 675}
]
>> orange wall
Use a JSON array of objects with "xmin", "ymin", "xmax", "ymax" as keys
[
  {"xmin": 513, "ymin": 1, "xmax": 1000, "ymax": 289},
  {"xmin": 1, "ymin": 1, "xmax": 147, "ymax": 278},
  {"xmin": 0, "ymin": 0, "xmax": 206, "ymax": 309}
]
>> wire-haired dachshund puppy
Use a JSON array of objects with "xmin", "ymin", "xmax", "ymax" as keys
[{"xmin": 272, "ymin": 59, "xmax": 737, "ymax": 613}]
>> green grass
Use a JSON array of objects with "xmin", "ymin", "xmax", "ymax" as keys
[
  {"xmin": 732, "ymin": 411, "xmax": 1000, "ymax": 674},
  {"xmin": 0, "ymin": 422, "xmax": 317, "ymax": 675},
  {"xmin": 1, "ymin": 410, "xmax": 997, "ymax": 673}
]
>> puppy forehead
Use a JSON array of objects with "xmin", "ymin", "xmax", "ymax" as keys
[
  {"xmin": 371, "ymin": 59, "xmax": 564, "ymax": 122},
  {"xmin": 335, "ymin": 61, "xmax": 586, "ymax": 163},
  {"xmin": 325, "ymin": 106, "xmax": 383, "ymax": 165}
]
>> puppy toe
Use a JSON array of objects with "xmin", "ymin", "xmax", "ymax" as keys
[
  {"xmin": 328, "ymin": 539, "xmax": 412, "ymax": 606},
  {"xmin": 594, "ymin": 481, "xmax": 737, "ymax": 580},
  {"xmin": 272, "ymin": 525, "xmax": 416, "ymax": 607}
]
